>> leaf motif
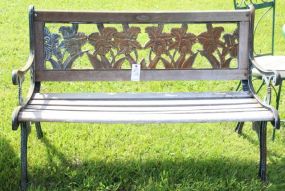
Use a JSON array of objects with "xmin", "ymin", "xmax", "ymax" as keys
[
  {"xmin": 199, "ymin": 51, "xmax": 220, "ymax": 69},
  {"xmin": 63, "ymin": 51, "xmax": 87, "ymax": 69},
  {"xmin": 148, "ymin": 55, "xmax": 160, "ymax": 69},
  {"xmin": 100, "ymin": 55, "xmax": 111, "ymax": 69},
  {"xmin": 49, "ymin": 58, "xmax": 62, "ymax": 70},
  {"xmin": 222, "ymin": 58, "xmax": 233, "ymax": 69},
  {"xmin": 140, "ymin": 59, "xmax": 147, "ymax": 69},
  {"xmin": 127, "ymin": 27, "xmax": 141, "ymax": 38},
  {"xmin": 87, "ymin": 52, "xmax": 104, "ymax": 69},
  {"xmin": 160, "ymin": 57, "xmax": 173, "ymax": 69},
  {"xmin": 229, "ymin": 44, "xmax": 238, "ymax": 58},
  {"xmin": 53, "ymin": 48, "xmax": 63, "ymax": 64},
  {"xmin": 175, "ymin": 54, "xmax": 186, "ymax": 68},
  {"xmin": 113, "ymin": 57, "xmax": 126, "ymax": 69},
  {"xmin": 88, "ymin": 32, "xmax": 100, "ymax": 47},
  {"xmin": 181, "ymin": 52, "xmax": 198, "ymax": 69},
  {"xmin": 101, "ymin": 27, "xmax": 117, "ymax": 38},
  {"xmin": 63, "ymin": 32, "xmax": 87, "ymax": 56},
  {"xmin": 198, "ymin": 25, "xmax": 224, "ymax": 54},
  {"xmin": 125, "ymin": 54, "xmax": 136, "ymax": 65}
]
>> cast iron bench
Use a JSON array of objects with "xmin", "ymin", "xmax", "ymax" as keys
[{"xmin": 12, "ymin": 5, "xmax": 280, "ymax": 190}]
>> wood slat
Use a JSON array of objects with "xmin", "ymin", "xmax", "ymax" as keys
[
  {"xmin": 238, "ymin": 21, "xmax": 250, "ymax": 70},
  {"xmin": 18, "ymin": 110, "xmax": 274, "ymax": 123},
  {"xmin": 28, "ymin": 98, "xmax": 258, "ymax": 106},
  {"xmin": 32, "ymin": 92, "xmax": 253, "ymax": 100},
  {"xmin": 34, "ymin": 22, "xmax": 44, "ymax": 72},
  {"xmin": 34, "ymin": 10, "xmax": 251, "ymax": 23},
  {"xmin": 36, "ymin": 69, "xmax": 248, "ymax": 81},
  {"xmin": 23, "ymin": 108, "xmax": 266, "ymax": 114},
  {"xmin": 25, "ymin": 103, "xmax": 263, "ymax": 112}
]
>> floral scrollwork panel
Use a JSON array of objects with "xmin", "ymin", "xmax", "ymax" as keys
[
  {"xmin": 43, "ymin": 23, "xmax": 239, "ymax": 70},
  {"xmin": 44, "ymin": 24, "xmax": 87, "ymax": 70}
]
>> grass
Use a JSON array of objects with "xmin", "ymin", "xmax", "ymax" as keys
[{"xmin": 1, "ymin": 0, "xmax": 285, "ymax": 190}]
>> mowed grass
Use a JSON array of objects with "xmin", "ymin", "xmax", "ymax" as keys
[{"xmin": 1, "ymin": 0, "xmax": 285, "ymax": 190}]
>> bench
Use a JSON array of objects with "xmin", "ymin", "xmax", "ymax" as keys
[{"xmin": 12, "ymin": 5, "xmax": 280, "ymax": 190}]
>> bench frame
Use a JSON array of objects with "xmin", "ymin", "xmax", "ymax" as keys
[{"xmin": 12, "ymin": 5, "xmax": 280, "ymax": 190}]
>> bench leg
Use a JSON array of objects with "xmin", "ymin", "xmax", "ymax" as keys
[
  {"xmin": 235, "ymin": 122, "xmax": 244, "ymax": 134},
  {"xmin": 258, "ymin": 121, "xmax": 267, "ymax": 182},
  {"xmin": 20, "ymin": 122, "xmax": 29, "ymax": 191},
  {"xmin": 35, "ymin": 122, "xmax": 43, "ymax": 139}
]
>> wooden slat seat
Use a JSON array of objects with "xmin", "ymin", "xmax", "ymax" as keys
[{"xmin": 18, "ymin": 92, "xmax": 274, "ymax": 123}]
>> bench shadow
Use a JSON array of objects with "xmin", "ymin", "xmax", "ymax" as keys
[
  {"xmin": 26, "ymin": 137, "xmax": 285, "ymax": 190},
  {"xmin": 0, "ymin": 135, "xmax": 20, "ymax": 191}
]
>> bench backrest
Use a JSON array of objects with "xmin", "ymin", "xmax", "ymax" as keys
[{"xmin": 29, "ymin": 6, "xmax": 252, "ymax": 82}]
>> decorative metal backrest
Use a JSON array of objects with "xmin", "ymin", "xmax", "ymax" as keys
[
  {"xmin": 234, "ymin": 0, "xmax": 276, "ymax": 56},
  {"xmin": 32, "ymin": 10, "xmax": 251, "ymax": 81}
]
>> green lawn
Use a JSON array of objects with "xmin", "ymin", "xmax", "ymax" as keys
[{"xmin": 1, "ymin": 0, "xmax": 285, "ymax": 190}]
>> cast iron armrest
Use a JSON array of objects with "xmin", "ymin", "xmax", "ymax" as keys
[
  {"xmin": 248, "ymin": 56, "xmax": 280, "ymax": 129},
  {"xmin": 12, "ymin": 53, "xmax": 34, "ymax": 85},
  {"xmin": 11, "ymin": 53, "xmax": 37, "ymax": 130},
  {"xmin": 250, "ymin": 55, "xmax": 281, "ymax": 86}
]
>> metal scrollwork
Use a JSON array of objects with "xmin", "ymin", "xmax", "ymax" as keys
[
  {"xmin": 234, "ymin": 0, "xmax": 274, "ymax": 9},
  {"xmin": 44, "ymin": 23, "xmax": 239, "ymax": 70},
  {"xmin": 44, "ymin": 24, "xmax": 87, "ymax": 70}
]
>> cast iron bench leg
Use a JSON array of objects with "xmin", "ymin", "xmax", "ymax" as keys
[
  {"xmin": 235, "ymin": 122, "xmax": 244, "ymax": 134},
  {"xmin": 35, "ymin": 122, "xmax": 43, "ymax": 139},
  {"xmin": 259, "ymin": 121, "xmax": 267, "ymax": 182},
  {"xmin": 21, "ymin": 122, "xmax": 29, "ymax": 191}
]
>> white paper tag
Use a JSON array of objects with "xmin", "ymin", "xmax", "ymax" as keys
[{"xmin": 131, "ymin": 64, "xmax": 140, "ymax": 81}]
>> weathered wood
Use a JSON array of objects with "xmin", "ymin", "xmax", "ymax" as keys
[
  {"xmin": 33, "ymin": 92, "xmax": 252, "ymax": 100},
  {"xmin": 36, "ymin": 69, "xmax": 248, "ymax": 81},
  {"xmin": 28, "ymin": 98, "xmax": 258, "ymax": 106},
  {"xmin": 25, "ymin": 103, "xmax": 263, "ymax": 112},
  {"xmin": 34, "ymin": 22, "xmax": 44, "ymax": 73},
  {"xmin": 238, "ymin": 21, "xmax": 250, "ymax": 70},
  {"xmin": 34, "ymin": 10, "xmax": 251, "ymax": 23},
  {"xmin": 18, "ymin": 110, "xmax": 273, "ymax": 123}
]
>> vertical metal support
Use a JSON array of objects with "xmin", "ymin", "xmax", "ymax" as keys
[
  {"xmin": 35, "ymin": 122, "xmax": 43, "ymax": 139},
  {"xmin": 21, "ymin": 122, "xmax": 29, "ymax": 191},
  {"xmin": 235, "ymin": 122, "xmax": 244, "ymax": 134},
  {"xmin": 272, "ymin": 0, "xmax": 276, "ymax": 55},
  {"xmin": 272, "ymin": 80, "xmax": 282, "ymax": 140},
  {"xmin": 259, "ymin": 121, "xmax": 267, "ymax": 181}
]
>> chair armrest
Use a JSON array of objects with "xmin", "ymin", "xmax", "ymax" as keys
[
  {"xmin": 250, "ymin": 56, "xmax": 281, "ymax": 86},
  {"xmin": 12, "ymin": 53, "xmax": 34, "ymax": 85},
  {"xmin": 249, "ymin": 56, "xmax": 281, "ymax": 129}
]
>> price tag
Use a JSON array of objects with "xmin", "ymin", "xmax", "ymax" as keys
[{"xmin": 131, "ymin": 64, "xmax": 141, "ymax": 81}]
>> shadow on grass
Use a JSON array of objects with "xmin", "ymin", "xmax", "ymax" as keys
[
  {"xmin": 0, "ymin": 135, "xmax": 19, "ymax": 191},
  {"xmin": 240, "ymin": 132, "xmax": 285, "ymax": 190},
  {"xmin": 25, "ymin": 137, "xmax": 285, "ymax": 190}
]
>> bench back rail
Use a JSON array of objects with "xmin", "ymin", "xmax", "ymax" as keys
[{"xmin": 30, "ymin": 9, "xmax": 251, "ymax": 82}]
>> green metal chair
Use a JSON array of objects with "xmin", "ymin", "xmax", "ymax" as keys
[{"xmin": 234, "ymin": 0, "xmax": 285, "ymax": 139}]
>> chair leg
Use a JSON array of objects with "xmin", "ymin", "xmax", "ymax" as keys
[
  {"xmin": 21, "ymin": 122, "xmax": 29, "ymax": 191},
  {"xmin": 35, "ymin": 122, "xmax": 43, "ymax": 139},
  {"xmin": 258, "ymin": 121, "xmax": 267, "ymax": 182},
  {"xmin": 272, "ymin": 82, "xmax": 282, "ymax": 140},
  {"xmin": 235, "ymin": 122, "xmax": 244, "ymax": 134}
]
